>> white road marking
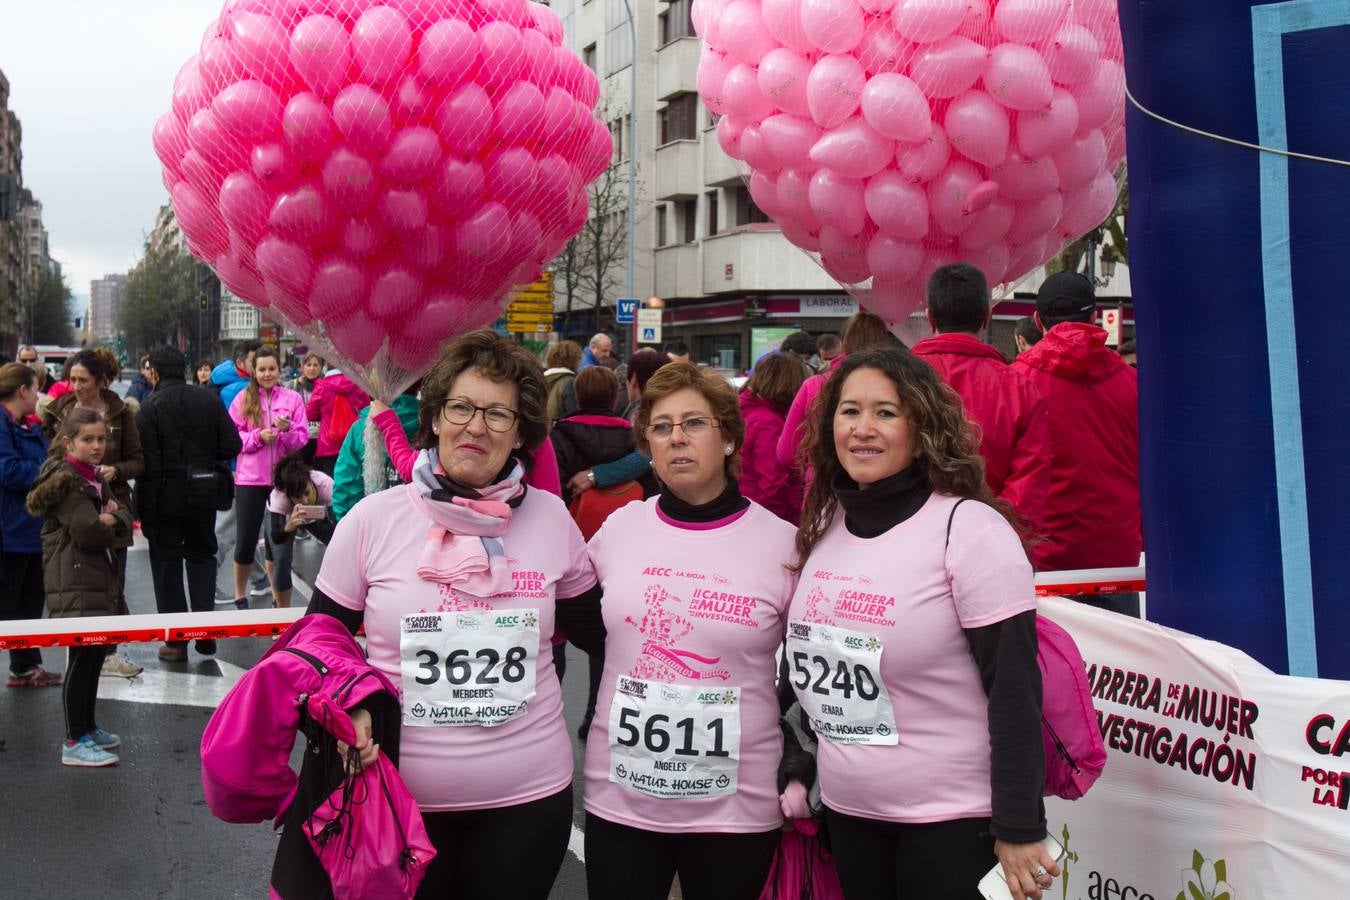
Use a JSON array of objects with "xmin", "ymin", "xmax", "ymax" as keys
[
  {"xmin": 98, "ymin": 658, "xmax": 249, "ymax": 709},
  {"xmin": 568, "ymin": 823, "xmax": 586, "ymax": 863}
]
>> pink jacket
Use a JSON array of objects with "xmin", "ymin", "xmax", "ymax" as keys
[
  {"xmin": 307, "ymin": 374, "xmax": 371, "ymax": 458},
  {"xmin": 739, "ymin": 391, "xmax": 801, "ymax": 524},
  {"xmin": 775, "ymin": 353, "xmax": 846, "ymax": 470},
  {"xmin": 371, "ymin": 407, "xmax": 562, "ymax": 497},
  {"xmin": 230, "ymin": 385, "xmax": 309, "ymax": 486}
]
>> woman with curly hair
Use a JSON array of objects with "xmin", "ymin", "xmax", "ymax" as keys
[{"xmin": 785, "ymin": 347, "xmax": 1058, "ymax": 900}]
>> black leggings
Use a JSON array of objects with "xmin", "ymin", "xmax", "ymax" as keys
[
  {"xmin": 415, "ymin": 785, "xmax": 572, "ymax": 900},
  {"xmin": 824, "ymin": 808, "xmax": 996, "ymax": 900},
  {"xmin": 232, "ymin": 485, "xmax": 271, "ymax": 565},
  {"xmin": 585, "ymin": 812, "xmax": 780, "ymax": 900},
  {"xmin": 64, "ymin": 645, "xmax": 108, "ymax": 741},
  {"xmin": 1, "ymin": 551, "xmax": 46, "ymax": 674}
]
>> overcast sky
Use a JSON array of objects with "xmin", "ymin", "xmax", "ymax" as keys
[{"xmin": 0, "ymin": 0, "xmax": 225, "ymax": 310}]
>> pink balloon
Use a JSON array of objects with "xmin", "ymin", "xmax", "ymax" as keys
[
  {"xmin": 993, "ymin": 0, "xmax": 1068, "ymax": 44},
  {"xmin": 495, "ymin": 82, "xmax": 546, "ymax": 146},
  {"xmin": 810, "ymin": 118, "xmax": 894, "ymax": 178},
  {"xmin": 945, "ymin": 91, "xmax": 1009, "ymax": 167},
  {"xmin": 776, "ymin": 169, "xmax": 817, "ymax": 223},
  {"xmin": 172, "ymin": 58, "xmax": 210, "ymax": 123},
  {"xmin": 968, "ymin": 240, "xmax": 1010, "ymax": 285},
  {"xmin": 962, "ymin": 180, "xmax": 999, "ymax": 215},
  {"xmin": 380, "ymin": 127, "xmax": 442, "ymax": 183},
  {"xmin": 1005, "ymin": 236, "xmax": 1050, "ymax": 282},
  {"xmin": 819, "ymin": 226, "xmax": 871, "ymax": 283},
  {"xmin": 1071, "ymin": 59, "xmax": 1123, "ymax": 134},
  {"xmin": 723, "ymin": 63, "xmax": 775, "ymax": 122},
  {"xmin": 172, "ymin": 181, "xmax": 228, "ymax": 258},
  {"xmin": 739, "ymin": 124, "xmax": 782, "ymax": 173},
  {"xmin": 760, "ymin": 0, "xmax": 813, "ymax": 52},
  {"xmin": 867, "ymin": 278, "xmax": 927, "ymax": 323},
  {"xmin": 180, "ymin": 149, "xmax": 222, "ymax": 198},
  {"xmin": 486, "ymin": 147, "xmax": 539, "ymax": 205},
  {"xmin": 418, "ymin": 18, "xmax": 480, "ymax": 87},
  {"xmin": 283, "ymin": 92, "xmax": 338, "ymax": 164},
  {"xmin": 264, "ymin": 282, "xmax": 311, "ymax": 327},
  {"xmin": 332, "ymin": 85, "xmax": 393, "ymax": 153},
  {"xmin": 256, "ymin": 237, "xmax": 313, "ymax": 298},
  {"xmin": 218, "ymin": 172, "xmax": 271, "ymax": 242},
  {"xmin": 212, "ymin": 80, "xmax": 284, "ymax": 142},
  {"xmin": 958, "ymin": 0, "xmax": 992, "ymax": 39},
  {"xmin": 1057, "ymin": 170, "xmax": 1117, "ymax": 236},
  {"xmin": 1051, "ymin": 129, "xmax": 1106, "ymax": 192},
  {"xmin": 215, "ymin": 252, "xmax": 266, "ymax": 305},
  {"xmin": 228, "ymin": 12, "xmax": 294, "ymax": 88},
  {"xmin": 528, "ymin": 3, "xmax": 564, "ymax": 44},
  {"xmin": 780, "ymin": 220, "xmax": 823, "ymax": 252},
  {"xmin": 328, "ymin": 312, "xmax": 383, "ymax": 366},
  {"xmin": 807, "ymin": 55, "xmax": 866, "ymax": 129},
  {"xmin": 761, "ymin": 115, "xmax": 822, "ymax": 169},
  {"xmin": 341, "ymin": 217, "xmax": 388, "ymax": 257},
  {"xmin": 187, "ymin": 107, "xmax": 247, "ymax": 170},
  {"xmin": 801, "ymin": 0, "xmax": 865, "ymax": 55},
  {"xmin": 199, "ymin": 37, "xmax": 245, "ymax": 94},
  {"xmin": 866, "ymin": 233, "xmax": 925, "ymax": 283},
  {"xmin": 477, "ymin": 22, "xmax": 527, "ymax": 95},
  {"xmin": 369, "ymin": 268, "xmax": 423, "ymax": 321},
  {"xmin": 896, "ymin": 123, "xmax": 951, "ymax": 182},
  {"xmin": 892, "ymin": 0, "xmax": 965, "ymax": 44},
  {"xmin": 455, "ymin": 203, "xmax": 513, "ymax": 267},
  {"xmin": 861, "ymin": 73, "xmax": 932, "ymax": 141},
  {"xmin": 269, "ymin": 183, "xmax": 336, "ymax": 240},
  {"xmin": 808, "ymin": 170, "xmax": 867, "ymax": 236},
  {"xmin": 857, "ymin": 18, "xmax": 913, "ymax": 75},
  {"xmin": 928, "ymin": 161, "xmax": 982, "ymax": 235},
  {"xmin": 748, "ymin": 172, "xmax": 783, "ymax": 217},
  {"xmin": 309, "ymin": 257, "xmax": 367, "ymax": 319},
  {"xmin": 758, "ymin": 49, "xmax": 812, "ymax": 118},
  {"xmin": 378, "ymin": 188, "xmax": 429, "ymax": 232},
  {"xmin": 1015, "ymin": 87, "xmax": 1078, "ymax": 157},
  {"xmin": 1041, "ymin": 24, "xmax": 1099, "ymax": 85},
  {"xmin": 908, "ymin": 35, "xmax": 988, "ymax": 99},
  {"xmin": 351, "ymin": 6, "xmax": 412, "ymax": 86},
  {"xmin": 720, "ymin": 1, "xmax": 778, "ymax": 66},
  {"xmin": 152, "ymin": 113, "xmax": 189, "ymax": 172},
  {"xmin": 321, "ymin": 147, "xmax": 377, "ymax": 210},
  {"xmin": 435, "ymin": 83, "xmax": 493, "ymax": 156},
  {"xmin": 696, "ymin": 51, "xmax": 733, "ymax": 116},
  {"xmin": 289, "ymin": 15, "xmax": 351, "ymax": 97},
  {"xmin": 715, "ymin": 114, "xmax": 747, "ymax": 158},
  {"xmin": 519, "ymin": 28, "xmax": 557, "ymax": 85},
  {"xmin": 994, "ymin": 153, "xmax": 1060, "ymax": 199},
  {"xmin": 864, "ymin": 169, "xmax": 929, "ymax": 239},
  {"xmin": 984, "ymin": 43, "xmax": 1055, "ymax": 111},
  {"xmin": 958, "ymin": 197, "xmax": 1015, "ymax": 251},
  {"xmin": 1006, "ymin": 190, "xmax": 1063, "ymax": 243}
]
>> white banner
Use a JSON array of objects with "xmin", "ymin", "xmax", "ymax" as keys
[{"xmin": 1041, "ymin": 597, "xmax": 1350, "ymax": 899}]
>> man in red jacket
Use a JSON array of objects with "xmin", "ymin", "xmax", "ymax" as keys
[
  {"xmin": 914, "ymin": 263, "xmax": 1049, "ymax": 549},
  {"xmin": 1012, "ymin": 271, "xmax": 1142, "ymax": 616}
]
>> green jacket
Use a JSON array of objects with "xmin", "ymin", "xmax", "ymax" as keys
[
  {"xmin": 332, "ymin": 396, "xmax": 420, "ymax": 522},
  {"xmin": 27, "ymin": 458, "xmax": 133, "ymax": 618}
]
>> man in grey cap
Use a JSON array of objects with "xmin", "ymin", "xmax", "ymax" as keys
[{"xmin": 1011, "ymin": 271, "xmax": 1142, "ymax": 616}]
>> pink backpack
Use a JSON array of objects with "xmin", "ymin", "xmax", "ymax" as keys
[{"xmin": 946, "ymin": 500, "xmax": 1107, "ymax": 800}]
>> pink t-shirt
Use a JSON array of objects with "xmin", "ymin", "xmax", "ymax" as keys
[
  {"xmin": 787, "ymin": 493, "xmax": 1035, "ymax": 824},
  {"xmin": 316, "ymin": 483, "xmax": 597, "ymax": 811},
  {"xmin": 266, "ymin": 470, "xmax": 334, "ymax": 515},
  {"xmin": 585, "ymin": 497, "xmax": 797, "ymax": 833}
]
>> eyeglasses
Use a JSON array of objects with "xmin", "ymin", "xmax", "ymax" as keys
[
  {"xmin": 441, "ymin": 399, "xmax": 519, "ymax": 433},
  {"xmin": 644, "ymin": 417, "xmax": 720, "ymax": 441}
]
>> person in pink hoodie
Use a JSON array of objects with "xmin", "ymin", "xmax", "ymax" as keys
[
  {"xmin": 228, "ymin": 347, "xmax": 309, "ymax": 609},
  {"xmin": 738, "ymin": 353, "xmax": 809, "ymax": 524},
  {"xmin": 305, "ymin": 369, "xmax": 371, "ymax": 476}
]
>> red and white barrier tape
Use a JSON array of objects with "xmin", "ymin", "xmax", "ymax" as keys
[{"xmin": 0, "ymin": 568, "xmax": 1146, "ymax": 650}]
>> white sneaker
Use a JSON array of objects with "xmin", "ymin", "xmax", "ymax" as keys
[{"xmin": 100, "ymin": 653, "xmax": 143, "ymax": 679}]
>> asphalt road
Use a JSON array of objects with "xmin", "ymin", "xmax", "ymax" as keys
[{"xmin": 0, "ymin": 521, "xmax": 597, "ymax": 899}]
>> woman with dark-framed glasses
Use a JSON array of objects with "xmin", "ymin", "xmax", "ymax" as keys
[
  {"xmin": 582, "ymin": 362, "xmax": 799, "ymax": 900},
  {"xmin": 290, "ymin": 330, "xmax": 601, "ymax": 900}
]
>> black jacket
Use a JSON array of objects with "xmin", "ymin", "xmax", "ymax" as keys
[
  {"xmin": 134, "ymin": 378, "xmax": 243, "ymax": 522},
  {"xmin": 550, "ymin": 410, "xmax": 645, "ymax": 504}
]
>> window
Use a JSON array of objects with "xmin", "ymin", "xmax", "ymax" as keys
[
  {"xmin": 610, "ymin": 118, "xmax": 624, "ymax": 164},
  {"xmin": 659, "ymin": 0, "xmax": 694, "ymax": 44},
  {"xmin": 660, "ymin": 93, "xmax": 699, "ymax": 144},
  {"xmin": 734, "ymin": 186, "xmax": 770, "ymax": 226},
  {"xmin": 583, "ymin": 43, "xmax": 597, "ymax": 72},
  {"xmin": 706, "ymin": 190, "xmax": 720, "ymax": 237},
  {"xmin": 604, "ymin": 0, "xmax": 634, "ymax": 75},
  {"xmin": 678, "ymin": 199, "xmax": 697, "ymax": 244},
  {"xmin": 657, "ymin": 204, "xmax": 668, "ymax": 247}
]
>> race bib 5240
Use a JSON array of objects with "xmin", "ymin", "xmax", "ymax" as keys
[
  {"xmin": 608, "ymin": 675, "xmax": 741, "ymax": 799},
  {"xmin": 400, "ymin": 610, "xmax": 539, "ymax": 727},
  {"xmin": 786, "ymin": 619, "xmax": 897, "ymax": 746}
]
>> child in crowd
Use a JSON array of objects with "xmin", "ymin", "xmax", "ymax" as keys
[
  {"xmin": 26, "ymin": 408, "xmax": 134, "ymax": 767},
  {"xmin": 264, "ymin": 452, "xmax": 334, "ymax": 609}
]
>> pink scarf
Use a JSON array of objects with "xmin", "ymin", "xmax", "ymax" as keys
[{"xmin": 408, "ymin": 449, "xmax": 524, "ymax": 596}]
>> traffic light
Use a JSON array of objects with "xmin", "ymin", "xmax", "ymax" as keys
[{"xmin": 199, "ymin": 295, "xmax": 209, "ymax": 311}]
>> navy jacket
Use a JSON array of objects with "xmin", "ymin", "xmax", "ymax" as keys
[{"xmin": 0, "ymin": 406, "xmax": 50, "ymax": 554}]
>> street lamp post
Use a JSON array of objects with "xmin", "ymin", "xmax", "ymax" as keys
[{"xmin": 623, "ymin": 0, "xmax": 637, "ymax": 355}]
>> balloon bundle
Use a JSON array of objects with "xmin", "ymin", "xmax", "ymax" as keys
[
  {"xmin": 693, "ymin": 0, "xmax": 1127, "ymax": 325},
  {"xmin": 154, "ymin": 0, "xmax": 612, "ymax": 398}
]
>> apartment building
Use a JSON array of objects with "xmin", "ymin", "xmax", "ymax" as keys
[
  {"xmin": 550, "ymin": 0, "xmax": 848, "ymax": 370},
  {"xmin": 88, "ymin": 274, "xmax": 127, "ymax": 344}
]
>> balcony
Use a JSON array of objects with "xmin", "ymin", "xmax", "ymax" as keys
[
  {"xmin": 654, "ymin": 139, "xmax": 701, "ymax": 200},
  {"xmin": 701, "ymin": 227, "xmax": 841, "ymax": 295},
  {"xmin": 702, "ymin": 128, "xmax": 742, "ymax": 187},
  {"xmin": 654, "ymin": 243, "xmax": 702, "ymax": 299},
  {"xmin": 656, "ymin": 37, "xmax": 700, "ymax": 101}
]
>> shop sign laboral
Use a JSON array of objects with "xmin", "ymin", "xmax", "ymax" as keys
[{"xmin": 1039, "ymin": 597, "xmax": 1350, "ymax": 899}]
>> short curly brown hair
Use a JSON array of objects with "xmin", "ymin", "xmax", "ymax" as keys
[
  {"xmin": 417, "ymin": 331, "xmax": 549, "ymax": 468},
  {"xmin": 635, "ymin": 362, "xmax": 745, "ymax": 479}
]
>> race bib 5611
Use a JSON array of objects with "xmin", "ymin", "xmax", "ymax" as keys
[{"xmin": 608, "ymin": 675, "xmax": 741, "ymax": 799}]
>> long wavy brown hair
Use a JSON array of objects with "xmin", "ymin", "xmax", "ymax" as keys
[
  {"xmin": 791, "ymin": 348, "xmax": 1017, "ymax": 573},
  {"xmin": 240, "ymin": 346, "xmax": 280, "ymax": 427}
]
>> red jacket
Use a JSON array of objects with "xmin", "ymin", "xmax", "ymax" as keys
[
  {"xmin": 305, "ymin": 373, "xmax": 370, "ymax": 458},
  {"xmin": 914, "ymin": 333, "xmax": 1049, "ymax": 547},
  {"xmin": 739, "ymin": 391, "xmax": 801, "ymax": 524},
  {"xmin": 1011, "ymin": 323, "xmax": 1141, "ymax": 572}
]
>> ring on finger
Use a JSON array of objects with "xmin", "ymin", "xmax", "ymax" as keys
[{"xmin": 1034, "ymin": 865, "xmax": 1047, "ymax": 877}]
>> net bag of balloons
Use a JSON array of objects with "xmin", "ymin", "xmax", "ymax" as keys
[
  {"xmin": 154, "ymin": 0, "xmax": 614, "ymax": 399},
  {"xmin": 693, "ymin": 0, "xmax": 1126, "ymax": 327}
]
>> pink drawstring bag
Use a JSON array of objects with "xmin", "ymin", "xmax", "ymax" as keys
[
  {"xmin": 759, "ymin": 820, "xmax": 845, "ymax": 900},
  {"xmin": 301, "ymin": 694, "xmax": 436, "ymax": 900},
  {"xmin": 1037, "ymin": 615, "xmax": 1107, "ymax": 799}
]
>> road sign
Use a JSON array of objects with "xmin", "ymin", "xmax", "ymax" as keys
[
  {"xmin": 617, "ymin": 298, "xmax": 638, "ymax": 324},
  {"xmin": 506, "ymin": 313, "xmax": 554, "ymax": 326},
  {"xmin": 636, "ymin": 309, "xmax": 662, "ymax": 345},
  {"xmin": 1101, "ymin": 307, "xmax": 1121, "ymax": 346},
  {"xmin": 508, "ymin": 300, "xmax": 556, "ymax": 315},
  {"xmin": 506, "ymin": 320, "xmax": 552, "ymax": 334}
]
